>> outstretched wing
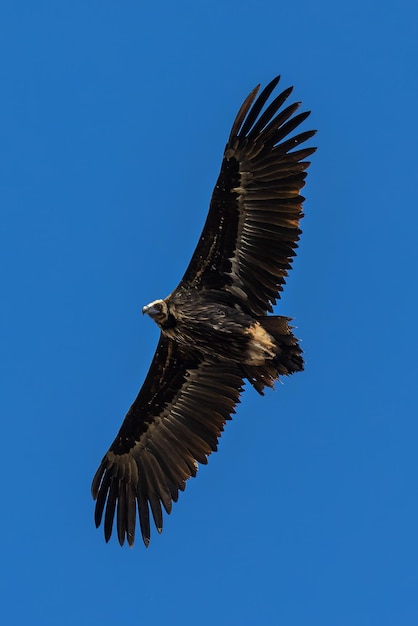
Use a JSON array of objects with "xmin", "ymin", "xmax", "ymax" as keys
[
  {"xmin": 179, "ymin": 75, "xmax": 316, "ymax": 315},
  {"xmin": 92, "ymin": 335, "xmax": 243, "ymax": 547}
]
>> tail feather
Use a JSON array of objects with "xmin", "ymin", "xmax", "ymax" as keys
[{"xmin": 243, "ymin": 315, "xmax": 303, "ymax": 394}]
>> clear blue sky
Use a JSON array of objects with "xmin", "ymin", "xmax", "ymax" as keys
[{"xmin": 1, "ymin": 1, "xmax": 417, "ymax": 625}]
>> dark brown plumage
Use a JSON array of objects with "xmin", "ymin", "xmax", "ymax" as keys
[{"xmin": 92, "ymin": 75, "xmax": 316, "ymax": 547}]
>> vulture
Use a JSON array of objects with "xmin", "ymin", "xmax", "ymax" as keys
[{"xmin": 92, "ymin": 75, "xmax": 316, "ymax": 547}]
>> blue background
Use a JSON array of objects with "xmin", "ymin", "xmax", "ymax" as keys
[{"xmin": 2, "ymin": 1, "xmax": 417, "ymax": 624}]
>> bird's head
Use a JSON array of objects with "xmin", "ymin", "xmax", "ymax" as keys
[{"xmin": 142, "ymin": 299, "xmax": 169, "ymax": 326}]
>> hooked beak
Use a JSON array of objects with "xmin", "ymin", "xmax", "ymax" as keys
[{"xmin": 142, "ymin": 303, "xmax": 160, "ymax": 316}]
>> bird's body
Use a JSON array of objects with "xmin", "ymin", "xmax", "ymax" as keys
[
  {"xmin": 92, "ymin": 75, "xmax": 316, "ymax": 547},
  {"xmin": 144, "ymin": 291, "xmax": 302, "ymax": 379}
]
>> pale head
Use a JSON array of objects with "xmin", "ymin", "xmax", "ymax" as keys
[{"xmin": 142, "ymin": 299, "xmax": 169, "ymax": 325}]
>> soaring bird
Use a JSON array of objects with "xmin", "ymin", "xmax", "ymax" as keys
[{"xmin": 92, "ymin": 75, "xmax": 316, "ymax": 547}]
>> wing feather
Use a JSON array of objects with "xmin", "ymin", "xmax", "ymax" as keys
[
  {"xmin": 247, "ymin": 86, "xmax": 294, "ymax": 139},
  {"xmin": 92, "ymin": 335, "xmax": 243, "ymax": 546},
  {"xmin": 117, "ymin": 482, "xmax": 127, "ymax": 544},
  {"xmin": 179, "ymin": 75, "xmax": 316, "ymax": 314},
  {"xmin": 104, "ymin": 478, "xmax": 118, "ymax": 543},
  {"xmin": 136, "ymin": 476, "xmax": 151, "ymax": 547},
  {"xmin": 238, "ymin": 75, "xmax": 281, "ymax": 136},
  {"xmin": 141, "ymin": 450, "xmax": 173, "ymax": 513}
]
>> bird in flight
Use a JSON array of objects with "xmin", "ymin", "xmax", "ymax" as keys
[{"xmin": 92, "ymin": 75, "xmax": 316, "ymax": 547}]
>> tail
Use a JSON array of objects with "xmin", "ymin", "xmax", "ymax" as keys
[{"xmin": 242, "ymin": 316, "xmax": 303, "ymax": 395}]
